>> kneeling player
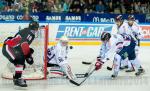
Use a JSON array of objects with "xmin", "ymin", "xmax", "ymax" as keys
[
  {"xmin": 95, "ymin": 32, "xmax": 145, "ymax": 79},
  {"xmin": 47, "ymin": 36, "xmax": 75, "ymax": 80},
  {"xmin": 2, "ymin": 21, "xmax": 39, "ymax": 87}
]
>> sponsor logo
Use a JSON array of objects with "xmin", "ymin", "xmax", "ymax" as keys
[
  {"xmin": 141, "ymin": 26, "xmax": 150, "ymax": 40},
  {"xmin": 56, "ymin": 25, "xmax": 112, "ymax": 40}
]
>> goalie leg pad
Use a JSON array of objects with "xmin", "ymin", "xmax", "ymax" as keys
[
  {"xmin": 61, "ymin": 64, "xmax": 75, "ymax": 80},
  {"xmin": 48, "ymin": 66, "xmax": 65, "ymax": 77}
]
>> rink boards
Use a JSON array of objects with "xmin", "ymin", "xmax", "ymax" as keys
[{"xmin": 0, "ymin": 22, "xmax": 150, "ymax": 47}]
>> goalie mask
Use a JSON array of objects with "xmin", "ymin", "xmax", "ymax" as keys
[
  {"xmin": 100, "ymin": 32, "xmax": 111, "ymax": 42},
  {"xmin": 59, "ymin": 36, "xmax": 69, "ymax": 46}
]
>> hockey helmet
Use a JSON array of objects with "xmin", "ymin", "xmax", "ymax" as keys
[
  {"xmin": 100, "ymin": 32, "xmax": 111, "ymax": 41},
  {"xmin": 29, "ymin": 21, "xmax": 39, "ymax": 30},
  {"xmin": 115, "ymin": 15, "xmax": 123, "ymax": 22},
  {"xmin": 59, "ymin": 36, "xmax": 69, "ymax": 46},
  {"xmin": 128, "ymin": 15, "xmax": 135, "ymax": 21}
]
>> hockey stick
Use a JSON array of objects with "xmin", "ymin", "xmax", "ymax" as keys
[
  {"xmin": 70, "ymin": 69, "xmax": 95, "ymax": 86},
  {"xmin": 70, "ymin": 61, "xmax": 96, "ymax": 86},
  {"xmin": 82, "ymin": 61, "xmax": 92, "ymax": 65},
  {"xmin": 107, "ymin": 66, "xmax": 112, "ymax": 71},
  {"xmin": 82, "ymin": 58, "xmax": 96, "ymax": 65}
]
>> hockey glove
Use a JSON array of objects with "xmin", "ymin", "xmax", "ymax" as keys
[
  {"xmin": 26, "ymin": 56, "xmax": 34, "ymax": 65},
  {"xmin": 95, "ymin": 57, "xmax": 104, "ymax": 70},
  {"xmin": 26, "ymin": 48, "xmax": 34, "ymax": 65},
  {"xmin": 25, "ymin": 48, "xmax": 34, "ymax": 58}
]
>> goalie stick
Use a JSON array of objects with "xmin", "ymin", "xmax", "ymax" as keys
[
  {"xmin": 69, "ymin": 69, "xmax": 95, "ymax": 86},
  {"xmin": 70, "ymin": 61, "xmax": 96, "ymax": 86}
]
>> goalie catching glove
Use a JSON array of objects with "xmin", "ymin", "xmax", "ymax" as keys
[{"xmin": 95, "ymin": 57, "xmax": 104, "ymax": 70}]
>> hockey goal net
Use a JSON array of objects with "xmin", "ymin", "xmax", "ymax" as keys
[{"xmin": 0, "ymin": 24, "xmax": 48, "ymax": 80}]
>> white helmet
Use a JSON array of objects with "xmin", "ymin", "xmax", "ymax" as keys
[{"xmin": 60, "ymin": 36, "xmax": 69, "ymax": 42}]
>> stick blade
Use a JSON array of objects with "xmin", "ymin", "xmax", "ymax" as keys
[
  {"xmin": 107, "ymin": 66, "xmax": 112, "ymax": 70},
  {"xmin": 69, "ymin": 80, "xmax": 80, "ymax": 86},
  {"xmin": 82, "ymin": 61, "xmax": 92, "ymax": 65}
]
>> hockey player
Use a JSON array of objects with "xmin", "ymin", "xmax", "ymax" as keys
[
  {"xmin": 47, "ymin": 36, "xmax": 75, "ymax": 80},
  {"xmin": 125, "ymin": 15, "xmax": 143, "ymax": 72},
  {"xmin": 111, "ymin": 15, "xmax": 136, "ymax": 69},
  {"xmin": 95, "ymin": 32, "xmax": 145, "ymax": 79},
  {"xmin": 111, "ymin": 15, "xmax": 132, "ymax": 70},
  {"xmin": 2, "ymin": 21, "xmax": 39, "ymax": 87}
]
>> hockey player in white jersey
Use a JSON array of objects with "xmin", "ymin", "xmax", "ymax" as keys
[
  {"xmin": 95, "ymin": 32, "xmax": 145, "ymax": 79},
  {"xmin": 47, "ymin": 36, "xmax": 75, "ymax": 80},
  {"xmin": 125, "ymin": 15, "xmax": 144, "ymax": 72},
  {"xmin": 111, "ymin": 15, "xmax": 131, "ymax": 70}
]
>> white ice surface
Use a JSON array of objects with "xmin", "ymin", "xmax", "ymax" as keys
[{"xmin": 0, "ymin": 46, "xmax": 150, "ymax": 91}]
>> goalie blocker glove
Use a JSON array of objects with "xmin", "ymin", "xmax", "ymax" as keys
[{"xmin": 95, "ymin": 57, "xmax": 104, "ymax": 70}]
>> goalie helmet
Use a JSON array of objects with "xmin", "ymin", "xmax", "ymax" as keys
[
  {"xmin": 100, "ymin": 32, "xmax": 111, "ymax": 41},
  {"xmin": 29, "ymin": 21, "xmax": 39, "ymax": 30},
  {"xmin": 59, "ymin": 36, "xmax": 69, "ymax": 46},
  {"xmin": 60, "ymin": 36, "xmax": 68, "ymax": 42}
]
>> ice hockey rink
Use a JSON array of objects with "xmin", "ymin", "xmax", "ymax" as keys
[{"xmin": 0, "ymin": 46, "xmax": 150, "ymax": 91}]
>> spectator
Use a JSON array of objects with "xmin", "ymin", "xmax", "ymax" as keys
[
  {"xmin": 12, "ymin": 3, "xmax": 19, "ymax": 12},
  {"xmin": 0, "ymin": 0, "xmax": 5, "ymax": 11},
  {"xmin": 30, "ymin": 1, "xmax": 38, "ymax": 13},
  {"xmin": 63, "ymin": 0, "xmax": 70, "ymax": 12},
  {"xmin": 95, "ymin": 0, "xmax": 105, "ymax": 13},
  {"xmin": 22, "ymin": 11, "xmax": 33, "ymax": 21},
  {"xmin": 54, "ymin": 0, "xmax": 63, "ymax": 12},
  {"xmin": 84, "ymin": 0, "xmax": 95, "ymax": 13},
  {"xmin": 107, "ymin": 1, "xmax": 114, "ymax": 13},
  {"xmin": 114, "ymin": 1, "xmax": 122, "ymax": 14},
  {"xmin": 70, "ymin": 0, "xmax": 82, "ymax": 13}
]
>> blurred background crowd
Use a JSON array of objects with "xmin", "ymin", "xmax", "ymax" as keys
[{"xmin": 0, "ymin": 0, "xmax": 149, "ymax": 14}]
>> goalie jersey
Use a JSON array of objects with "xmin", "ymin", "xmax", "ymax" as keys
[{"xmin": 47, "ymin": 42, "xmax": 69, "ymax": 66}]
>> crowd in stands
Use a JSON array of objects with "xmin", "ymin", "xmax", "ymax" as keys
[{"xmin": 0, "ymin": 0, "xmax": 149, "ymax": 14}]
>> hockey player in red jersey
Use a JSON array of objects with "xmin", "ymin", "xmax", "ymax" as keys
[{"xmin": 2, "ymin": 21, "xmax": 39, "ymax": 87}]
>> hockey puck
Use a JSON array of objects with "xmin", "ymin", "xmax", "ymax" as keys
[
  {"xmin": 70, "ymin": 46, "xmax": 73, "ymax": 49},
  {"xmin": 82, "ymin": 61, "xmax": 92, "ymax": 65}
]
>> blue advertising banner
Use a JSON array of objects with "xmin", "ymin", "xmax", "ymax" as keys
[
  {"xmin": 56, "ymin": 24, "xmax": 112, "ymax": 40},
  {"xmin": 0, "ymin": 12, "xmax": 146, "ymax": 23}
]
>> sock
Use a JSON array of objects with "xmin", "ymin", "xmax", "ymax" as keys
[
  {"xmin": 114, "ymin": 54, "xmax": 121, "ymax": 72},
  {"xmin": 14, "ymin": 65, "xmax": 23, "ymax": 79},
  {"xmin": 130, "ymin": 58, "xmax": 141, "ymax": 71}
]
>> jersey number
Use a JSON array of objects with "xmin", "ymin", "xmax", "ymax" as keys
[{"xmin": 27, "ymin": 35, "xmax": 32, "ymax": 41}]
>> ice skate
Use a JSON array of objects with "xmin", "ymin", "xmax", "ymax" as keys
[
  {"xmin": 111, "ymin": 71, "xmax": 118, "ymax": 79},
  {"xmin": 125, "ymin": 68, "xmax": 135, "ymax": 72},
  {"xmin": 13, "ymin": 78, "xmax": 27, "ymax": 87},
  {"xmin": 135, "ymin": 69, "xmax": 145, "ymax": 76}
]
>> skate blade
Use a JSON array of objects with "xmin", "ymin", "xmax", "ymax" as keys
[
  {"xmin": 111, "ymin": 76, "xmax": 117, "ymax": 80},
  {"xmin": 136, "ymin": 72, "xmax": 145, "ymax": 77},
  {"xmin": 14, "ymin": 85, "xmax": 28, "ymax": 90}
]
